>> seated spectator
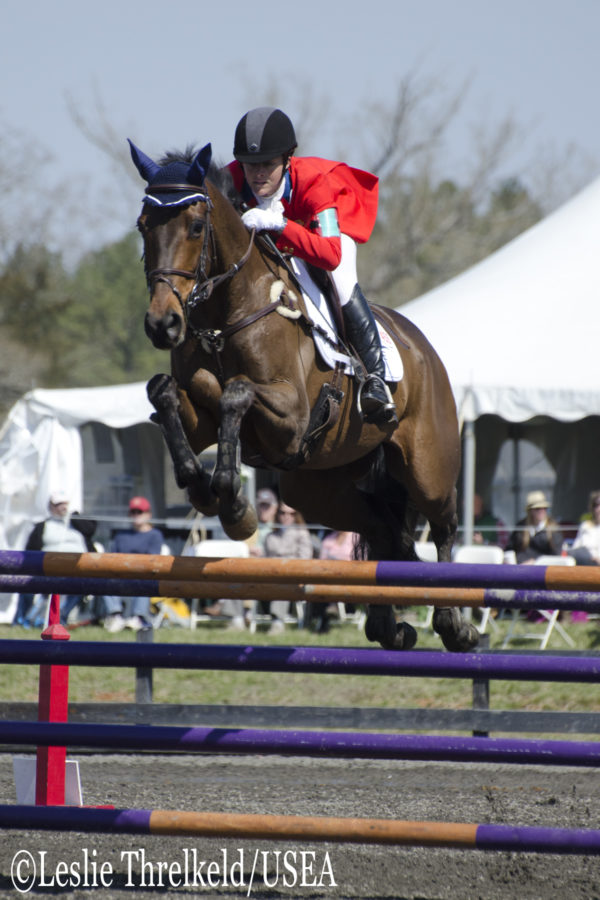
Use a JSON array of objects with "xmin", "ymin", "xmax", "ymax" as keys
[
  {"xmin": 104, "ymin": 496, "xmax": 163, "ymax": 632},
  {"xmin": 505, "ymin": 490, "xmax": 562, "ymax": 564},
  {"xmin": 472, "ymin": 494, "xmax": 508, "ymax": 548},
  {"xmin": 249, "ymin": 488, "xmax": 279, "ymax": 557},
  {"xmin": 263, "ymin": 503, "xmax": 313, "ymax": 634},
  {"xmin": 13, "ymin": 491, "xmax": 96, "ymax": 628},
  {"xmin": 306, "ymin": 531, "xmax": 360, "ymax": 633},
  {"xmin": 201, "ymin": 488, "xmax": 280, "ymax": 627},
  {"xmin": 570, "ymin": 489, "xmax": 600, "ymax": 566}
]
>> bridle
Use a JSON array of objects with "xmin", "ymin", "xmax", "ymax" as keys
[
  {"xmin": 144, "ymin": 186, "xmax": 257, "ymax": 314},
  {"xmin": 142, "ymin": 184, "xmax": 288, "ymax": 379}
]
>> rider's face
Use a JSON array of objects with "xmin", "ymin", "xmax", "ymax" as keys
[{"xmin": 242, "ymin": 156, "xmax": 286, "ymax": 198}]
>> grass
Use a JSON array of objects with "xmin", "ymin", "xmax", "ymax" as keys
[{"xmin": 0, "ymin": 612, "xmax": 599, "ymax": 721}]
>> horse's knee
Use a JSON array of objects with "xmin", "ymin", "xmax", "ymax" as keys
[
  {"xmin": 147, "ymin": 373, "xmax": 178, "ymax": 412},
  {"xmin": 219, "ymin": 379, "xmax": 256, "ymax": 422}
]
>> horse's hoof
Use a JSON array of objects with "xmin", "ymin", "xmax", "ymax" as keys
[
  {"xmin": 433, "ymin": 607, "xmax": 480, "ymax": 652},
  {"xmin": 389, "ymin": 621, "xmax": 418, "ymax": 650},
  {"xmin": 365, "ymin": 612, "xmax": 418, "ymax": 651},
  {"xmin": 187, "ymin": 488, "xmax": 220, "ymax": 518},
  {"xmin": 221, "ymin": 506, "xmax": 258, "ymax": 541}
]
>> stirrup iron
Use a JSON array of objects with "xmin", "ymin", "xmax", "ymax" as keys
[{"xmin": 356, "ymin": 374, "xmax": 397, "ymax": 424}]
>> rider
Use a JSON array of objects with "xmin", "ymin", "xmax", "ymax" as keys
[{"xmin": 228, "ymin": 106, "xmax": 398, "ymax": 428}]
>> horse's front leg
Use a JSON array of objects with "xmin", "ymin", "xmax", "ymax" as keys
[
  {"xmin": 146, "ymin": 373, "xmax": 218, "ymax": 515},
  {"xmin": 211, "ymin": 378, "xmax": 258, "ymax": 540}
]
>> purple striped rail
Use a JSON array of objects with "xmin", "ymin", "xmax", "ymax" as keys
[
  {"xmin": 1, "ymin": 721, "xmax": 598, "ymax": 766},
  {"xmin": 0, "ymin": 640, "xmax": 598, "ymax": 681},
  {"xmin": 2, "ymin": 572, "xmax": 600, "ymax": 612},
  {"xmin": 0, "ymin": 804, "xmax": 597, "ymax": 853},
  {"xmin": 2, "ymin": 549, "xmax": 600, "ymax": 591}
]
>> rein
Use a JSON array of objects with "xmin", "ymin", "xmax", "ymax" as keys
[{"xmin": 146, "ymin": 222, "xmax": 255, "ymax": 309}]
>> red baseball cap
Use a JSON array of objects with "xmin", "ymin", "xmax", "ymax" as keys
[{"xmin": 129, "ymin": 496, "xmax": 151, "ymax": 512}]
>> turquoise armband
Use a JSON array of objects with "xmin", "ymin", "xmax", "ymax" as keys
[{"xmin": 317, "ymin": 208, "xmax": 340, "ymax": 238}]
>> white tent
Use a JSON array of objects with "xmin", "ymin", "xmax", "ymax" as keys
[
  {"xmin": 0, "ymin": 382, "xmax": 156, "ymax": 552},
  {"xmin": 398, "ymin": 175, "xmax": 600, "ymax": 535}
]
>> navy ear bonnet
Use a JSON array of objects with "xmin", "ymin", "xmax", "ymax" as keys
[{"xmin": 128, "ymin": 140, "xmax": 212, "ymax": 207}]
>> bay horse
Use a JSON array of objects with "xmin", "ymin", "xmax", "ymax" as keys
[{"xmin": 130, "ymin": 140, "xmax": 478, "ymax": 653}]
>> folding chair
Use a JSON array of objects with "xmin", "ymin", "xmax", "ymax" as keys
[
  {"xmin": 501, "ymin": 555, "xmax": 576, "ymax": 650},
  {"xmin": 452, "ymin": 545, "xmax": 505, "ymax": 635},
  {"xmin": 185, "ymin": 539, "xmax": 250, "ymax": 629}
]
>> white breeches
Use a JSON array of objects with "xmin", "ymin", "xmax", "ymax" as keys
[{"xmin": 330, "ymin": 234, "xmax": 358, "ymax": 306}]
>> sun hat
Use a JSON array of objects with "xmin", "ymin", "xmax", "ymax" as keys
[{"xmin": 526, "ymin": 490, "xmax": 549, "ymax": 510}]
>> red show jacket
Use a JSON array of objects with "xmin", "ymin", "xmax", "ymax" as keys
[{"xmin": 227, "ymin": 156, "xmax": 378, "ymax": 271}]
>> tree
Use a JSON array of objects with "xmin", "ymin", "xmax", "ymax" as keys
[
  {"xmin": 0, "ymin": 243, "xmax": 71, "ymax": 413},
  {"xmin": 51, "ymin": 231, "xmax": 165, "ymax": 386}
]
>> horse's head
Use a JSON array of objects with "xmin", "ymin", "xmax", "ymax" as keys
[{"xmin": 130, "ymin": 141, "xmax": 216, "ymax": 349}]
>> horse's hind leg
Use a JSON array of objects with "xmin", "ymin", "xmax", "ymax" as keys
[
  {"xmin": 147, "ymin": 374, "xmax": 218, "ymax": 513},
  {"xmin": 430, "ymin": 508, "xmax": 480, "ymax": 652},
  {"xmin": 211, "ymin": 379, "xmax": 258, "ymax": 540},
  {"xmin": 361, "ymin": 484, "xmax": 419, "ymax": 651},
  {"xmin": 280, "ymin": 463, "xmax": 417, "ymax": 651}
]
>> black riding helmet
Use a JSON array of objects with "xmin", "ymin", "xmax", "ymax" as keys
[{"xmin": 233, "ymin": 107, "xmax": 297, "ymax": 163}]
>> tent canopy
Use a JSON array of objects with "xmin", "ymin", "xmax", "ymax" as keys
[
  {"xmin": 398, "ymin": 175, "xmax": 600, "ymax": 424},
  {"xmin": 397, "ymin": 175, "xmax": 600, "ymax": 531},
  {"xmin": 0, "ymin": 383, "xmax": 154, "ymax": 550}
]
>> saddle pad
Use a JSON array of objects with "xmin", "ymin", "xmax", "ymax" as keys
[{"xmin": 291, "ymin": 258, "xmax": 403, "ymax": 382}]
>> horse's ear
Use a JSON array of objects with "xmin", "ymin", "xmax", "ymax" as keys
[
  {"xmin": 128, "ymin": 139, "xmax": 161, "ymax": 183},
  {"xmin": 187, "ymin": 143, "xmax": 212, "ymax": 186}
]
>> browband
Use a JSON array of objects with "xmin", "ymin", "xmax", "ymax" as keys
[{"xmin": 145, "ymin": 183, "xmax": 207, "ymax": 194}]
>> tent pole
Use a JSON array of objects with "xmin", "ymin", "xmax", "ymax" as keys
[
  {"xmin": 462, "ymin": 418, "xmax": 476, "ymax": 547},
  {"xmin": 511, "ymin": 429, "xmax": 521, "ymax": 525},
  {"xmin": 461, "ymin": 418, "xmax": 476, "ymax": 623}
]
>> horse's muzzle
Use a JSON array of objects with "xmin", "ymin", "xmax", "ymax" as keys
[{"xmin": 144, "ymin": 310, "xmax": 184, "ymax": 349}]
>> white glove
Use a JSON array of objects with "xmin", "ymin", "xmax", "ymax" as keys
[{"xmin": 241, "ymin": 206, "xmax": 286, "ymax": 233}]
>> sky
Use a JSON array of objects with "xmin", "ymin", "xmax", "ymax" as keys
[{"xmin": 3, "ymin": 0, "xmax": 599, "ymax": 254}]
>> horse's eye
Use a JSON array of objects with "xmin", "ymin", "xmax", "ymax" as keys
[{"xmin": 189, "ymin": 219, "xmax": 204, "ymax": 239}]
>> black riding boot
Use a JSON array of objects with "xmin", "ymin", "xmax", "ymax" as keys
[{"xmin": 342, "ymin": 284, "xmax": 398, "ymax": 426}]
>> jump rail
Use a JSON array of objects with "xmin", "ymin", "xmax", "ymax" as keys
[
  {"xmin": 0, "ymin": 805, "xmax": 598, "ymax": 853},
  {"xmin": 3, "ymin": 549, "xmax": 600, "ymax": 591},
  {"xmin": 3, "ymin": 720, "xmax": 598, "ymax": 766},
  {"xmin": 2, "ymin": 640, "xmax": 599, "ymax": 681},
  {"xmin": 3, "ymin": 573, "xmax": 600, "ymax": 612}
]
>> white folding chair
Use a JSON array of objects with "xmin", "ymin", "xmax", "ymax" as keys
[
  {"xmin": 501, "ymin": 555, "xmax": 576, "ymax": 650},
  {"xmin": 186, "ymin": 539, "xmax": 250, "ymax": 629},
  {"xmin": 413, "ymin": 542, "xmax": 439, "ymax": 629},
  {"xmin": 415, "ymin": 541, "xmax": 438, "ymax": 561},
  {"xmin": 452, "ymin": 545, "xmax": 505, "ymax": 634}
]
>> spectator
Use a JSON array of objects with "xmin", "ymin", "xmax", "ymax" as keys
[
  {"xmin": 505, "ymin": 490, "xmax": 562, "ymax": 564},
  {"xmin": 248, "ymin": 488, "xmax": 279, "ymax": 557},
  {"xmin": 104, "ymin": 496, "xmax": 164, "ymax": 632},
  {"xmin": 13, "ymin": 491, "xmax": 96, "ymax": 628},
  {"xmin": 472, "ymin": 494, "xmax": 508, "ymax": 548},
  {"xmin": 307, "ymin": 530, "xmax": 360, "ymax": 633},
  {"xmin": 570, "ymin": 489, "xmax": 600, "ymax": 565},
  {"xmin": 263, "ymin": 503, "xmax": 314, "ymax": 634}
]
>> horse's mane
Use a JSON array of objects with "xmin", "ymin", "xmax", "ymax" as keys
[{"xmin": 158, "ymin": 147, "xmax": 243, "ymax": 210}]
